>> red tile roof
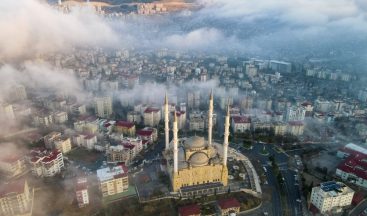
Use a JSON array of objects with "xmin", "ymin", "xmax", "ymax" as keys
[
  {"xmin": 178, "ymin": 204, "xmax": 201, "ymax": 216},
  {"xmin": 144, "ymin": 107, "xmax": 160, "ymax": 113},
  {"xmin": 77, "ymin": 115, "xmax": 97, "ymax": 122},
  {"xmin": 84, "ymin": 134, "xmax": 96, "ymax": 140},
  {"xmin": 301, "ymin": 101, "xmax": 312, "ymax": 106},
  {"xmin": 217, "ymin": 198, "xmax": 240, "ymax": 210},
  {"xmin": 352, "ymin": 191, "xmax": 365, "ymax": 205},
  {"xmin": 137, "ymin": 129, "xmax": 153, "ymax": 136},
  {"xmin": 0, "ymin": 178, "xmax": 26, "ymax": 198},
  {"xmin": 30, "ymin": 149, "xmax": 62, "ymax": 164},
  {"xmin": 232, "ymin": 116, "xmax": 251, "ymax": 124},
  {"xmin": 288, "ymin": 121, "xmax": 304, "ymax": 126},
  {"xmin": 113, "ymin": 164, "xmax": 128, "ymax": 179},
  {"xmin": 123, "ymin": 143, "xmax": 135, "ymax": 150},
  {"xmin": 116, "ymin": 121, "xmax": 135, "ymax": 128},
  {"xmin": 309, "ymin": 203, "xmax": 320, "ymax": 215},
  {"xmin": 337, "ymin": 153, "xmax": 367, "ymax": 179},
  {"xmin": 41, "ymin": 150, "xmax": 62, "ymax": 163},
  {"xmin": 75, "ymin": 181, "xmax": 88, "ymax": 191},
  {"xmin": 118, "ymin": 163, "xmax": 128, "ymax": 173}
]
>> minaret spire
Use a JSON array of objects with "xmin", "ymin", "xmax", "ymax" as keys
[
  {"xmin": 223, "ymin": 103, "xmax": 230, "ymax": 166},
  {"xmin": 164, "ymin": 92, "xmax": 170, "ymax": 150},
  {"xmin": 173, "ymin": 111, "xmax": 178, "ymax": 173},
  {"xmin": 208, "ymin": 90, "xmax": 213, "ymax": 146}
]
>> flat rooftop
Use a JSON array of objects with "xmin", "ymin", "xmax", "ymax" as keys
[{"xmin": 97, "ymin": 165, "xmax": 128, "ymax": 182}]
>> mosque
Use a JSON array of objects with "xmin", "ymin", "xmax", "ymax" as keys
[{"xmin": 163, "ymin": 92, "xmax": 230, "ymax": 196}]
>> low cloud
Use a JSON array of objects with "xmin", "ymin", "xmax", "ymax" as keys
[
  {"xmin": 0, "ymin": 62, "xmax": 86, "ymax": 101},
  {"xmin": 0, "ymin": 0, "xmax": 118, "ymax": 61}
]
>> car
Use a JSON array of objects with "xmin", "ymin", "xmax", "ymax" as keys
[{"xmin": 296, "ymin": 199, "xmax": 302, "ymax": 203}]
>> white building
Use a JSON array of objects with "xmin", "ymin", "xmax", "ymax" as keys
[
  {"xmin": 285, "ymin": 106, "xmax": 306, "ymax": 122},
  {"xmin": 94, "ymin": 96, "xmax": 113, "ymax": 118},
  {"xmin": 187, "ymin": 92, "xmax": 200, "ymax": 109},
  {"xmin": 315, "ymin": 99, "xmax": 332, "ymax": 113},
  {"xmin": 136, "ymin": 127, "xmax": 157, "ymax": 144},
  {"xmin": 336, "ymin": 144, "xmax": 367, "ymax": 189},
  {"xmin": 287, "ymin": 121, "xmax": 305, "ymax": 136},
  {"xmin": 97, "ymin": 165, "xmax": 129, "ymax": 197},
  {"xmin": 0, "ymin": 103, "xmax": 15, "ymax": 120},
  {"xmin": 310, "ymin": 181, "xmax": 354, "ymax": 214},
  {"xmin": 29, "ymin": 149, "xmax": 64, "ymax": 177},
  {"xmin": 269, "ymin": 60, "xmax": 291, "ymax": 73},
  {"xmin": 127, "ymin": 111, "xmax": 142, "ymax": 124},
  {"xmin": 106, "ymin": 137, "xmax": 143, "ymax": 165},
  {"xmin": 54, "ymin": 137, "xmax": 72, "ymax": 154},
  {"xmin": 143, "ymin": 107, "xmax": 161, "ymax": 127},
  {"xmin": 189, "ymin": 111, "xmax": 217, "ymax": 131},
  {"xmin": 0, "ymin": 155, "xmax": 27, "ymax": 178},
  {"xmin": 231, "ymin": 116, "xmax": 251, "ymax": 133},
  {"xmin": 73, "ymin": 133, "xmax": 97, "ymax": 150},
  {"xmin": 75, "ymin": 177, "xmax": 89, "ymax": 208},
  {"xmin": 53, "ymin": 111, "xmax": 68, "ymax": 124}
]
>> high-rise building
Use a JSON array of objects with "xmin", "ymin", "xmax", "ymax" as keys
[
  {"xmin": 310, "ymin": 181, "xmax": 354, "ymax": 214},
  {"xmin": 269, "ymin": 60, "xmax": 292, "ymax": 73},
  {"xmin": 143, "ymin": 107, "xmax": 161, "ymax": 127},
  {"xmin": 187, "ymin": 92, "xmax": 200, "ymax": 109},
  {"xmin": 94, "ymin": 96, "xmax": 113, "ymax": 118}
]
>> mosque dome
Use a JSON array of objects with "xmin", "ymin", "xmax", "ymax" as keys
[
  {"xmin": 185, "ymin": 136, "xmax": 206, "ymax": 150},
  {"xmin": 189, "ymin": 152, "xmax": 209, "ymax": 167}
]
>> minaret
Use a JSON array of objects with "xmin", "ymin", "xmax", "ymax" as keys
[
  {"xmin": 223, "ymin": 104, "xmax": 230, "ymax": 166},
  {"xmin": 208, "ymin": 90, "xmax": 213, "ymax": 146},
  {"xmin": 173, "ymin": 111, "xmax": 178, "ymax": 173},
  {"xmin": 164, "ymin": 93, "xmax": 170, "ymax": 150}
]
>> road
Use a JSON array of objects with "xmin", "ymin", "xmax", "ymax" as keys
[
  {"xmin": 235, "ymin": 142, "xmax": 303, "ymax": 216},
  {"xmin": 349, "ymin": 199, "xmax": 367, "ymax": 216}
]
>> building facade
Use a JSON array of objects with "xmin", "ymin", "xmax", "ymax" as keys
[
  {"xmin": 75, "ymin": 177, "xmax": 89, "ymax": 208},
  {"xmin": 97, "ymin": 165, "xmax": 129, "ymax": 197},
  {"xmin": 0, "ymin": 179, "xmax": 33, "ymax": 216},
  {"xmin": 310, "ymin": 181, "xmax": 354, "ymax": 214},
  {"xmin": 94, "ymin": 96, "xmax": 113, "ymax": 118},
  {"xmin": 29, "ymin": 149, "xmax": 64, "ymax": 177},
  {"xmin": 143, "ymin": 107, "xmax": 161, "ymax": 127}
]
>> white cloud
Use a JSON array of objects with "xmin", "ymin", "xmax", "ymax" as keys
[
  {"xmin": 198, "ymin": 0, "xmax": 364, "ymax": 27},
  {"xmin": 0, "ymin": 0, "xmax": 118, "ymax": 60},
  {"xmin": 164, "ymin": 28, "xmax": 228, "ymax": 50}
]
